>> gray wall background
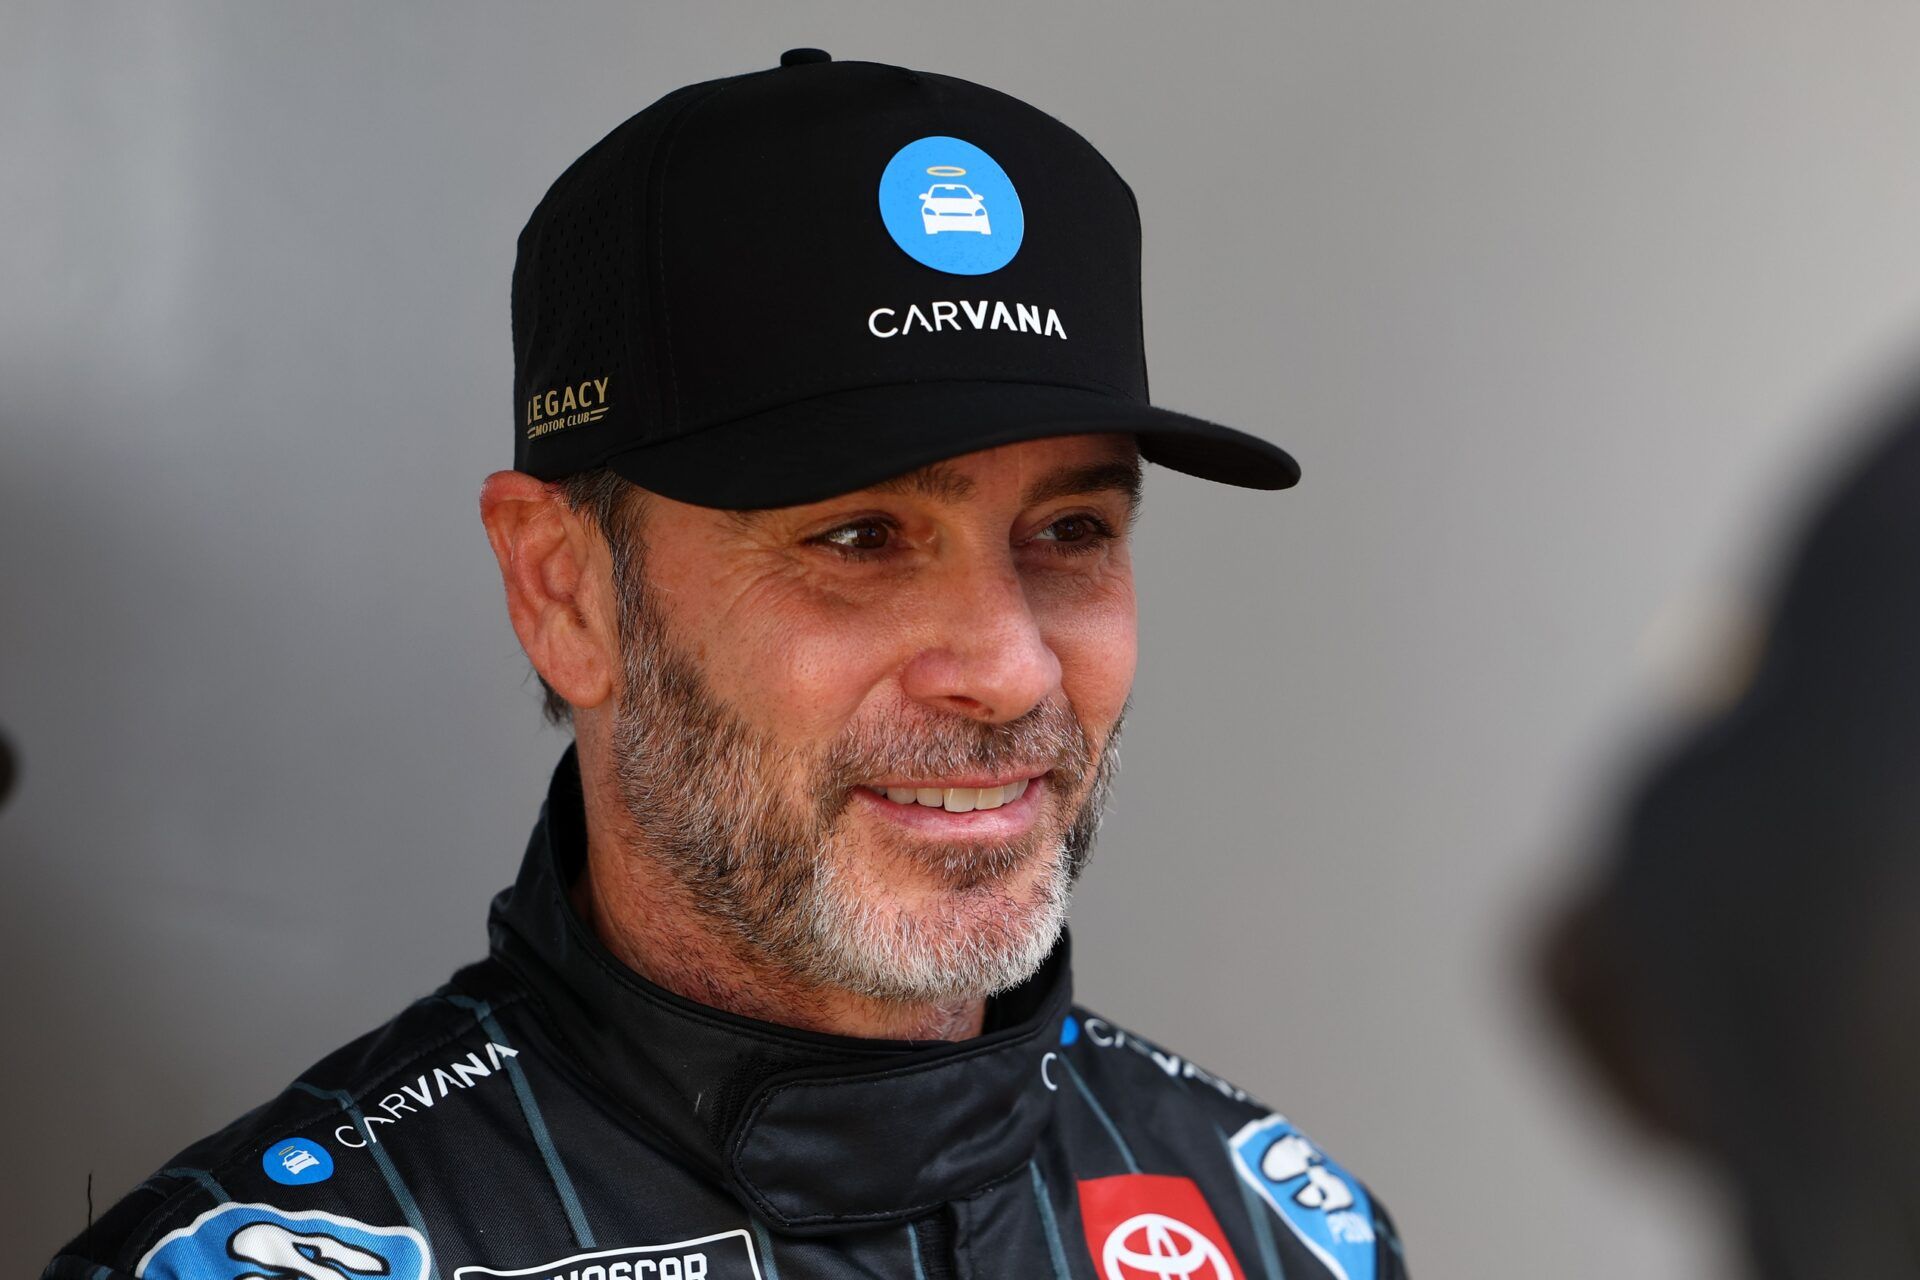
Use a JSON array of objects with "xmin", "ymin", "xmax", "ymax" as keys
[{"xmin": 8, "ymin": 3, "xmax": 1920, "ymax": 1276}]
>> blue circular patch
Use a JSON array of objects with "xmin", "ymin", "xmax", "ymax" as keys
[
  {"xmin": 1060, "ymin": 1014, "xmax": 1080, "ymax": 1046},
  {"xmin": 263, "ymin": 1137, "xmax": 334, "ymax": 1186},
  {"xmin": 878, "ymin": 136, "xmax": 1024, "ymax": 275}
]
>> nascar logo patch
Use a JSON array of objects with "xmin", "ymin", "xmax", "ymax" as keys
[{"xmin": 453, "ymin": 1231, "xmax": 763, "ymax": 1280}]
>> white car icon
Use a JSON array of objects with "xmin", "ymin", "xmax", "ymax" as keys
[{"xmin": 919, "ymin": 183, "xmax": 991, "ymax": 235}]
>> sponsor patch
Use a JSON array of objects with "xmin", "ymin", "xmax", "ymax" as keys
[
  {"xmin": 1229, "ymin": 1115, "xmax": 1375, "ymax": 1280},
  {"xmin": 525, "ymin": 375, "xmax": 612, "ymax": 440},
  {"xmin": 136, "ymin": 1203, "xmax": 430, "ymax": 1280},
  {"xmin": 1077, "ymin": 1174, "xmax": 1247, "ymax": 1280},
  {"xmin": 262, "ymin": 1137, "xmax": 333, "ymax": 1186},
  {"xmin": 877, "ymin": 136, "xmax": 1025, "ymax": 275},
  {"xmin": 453, "ymin": 1231, "xmax": 763, "ymax": 1280},
  {"xmin": 334, "ymin": 1039, "xmax": 521, "ymax": 1151},
  {"xmin": 1076, "ymin": 1017, "xmax": 1251, "ymax": 1104}
]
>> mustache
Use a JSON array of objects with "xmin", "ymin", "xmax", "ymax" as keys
[{"xmin": 820, "ymin": 698, "xmax": 1098, "ymax": 793}]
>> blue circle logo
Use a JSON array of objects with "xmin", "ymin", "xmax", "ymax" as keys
[
  {"xmin": 263, "ymin": 1137, "xmax": 334, "ymax": 1186},
  {"xmin": 878, "ymin": 136, "xmax": 1024, "ymax": 275}
]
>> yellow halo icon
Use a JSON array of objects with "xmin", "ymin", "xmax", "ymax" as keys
[{"xmin": 925, "ymin": 165, "xmax": 968, "ymax": 177}]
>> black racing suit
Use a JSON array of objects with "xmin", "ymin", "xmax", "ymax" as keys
[{"xmin": 48, "ymin": 748, "xmax": 1409, "ymax": 1280}]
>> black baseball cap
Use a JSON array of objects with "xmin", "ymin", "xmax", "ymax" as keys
[{"xmin": 511, "ymin": 47, "xmax": 1299, "ymax": 510}]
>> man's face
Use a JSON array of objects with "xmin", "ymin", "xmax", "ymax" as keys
[{"xmin": 600, "ymin": 433, "xmax": 1140, "ymax": 1005}]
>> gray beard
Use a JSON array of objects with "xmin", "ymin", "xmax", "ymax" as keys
[{"xmin": 605, "ymin": 559, "xmax": 1122, "ymax": 1005}]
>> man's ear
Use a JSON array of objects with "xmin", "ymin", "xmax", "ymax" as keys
[{"xmin": 479, "ymin": 471, "xmax": 617, "ymax": 713}]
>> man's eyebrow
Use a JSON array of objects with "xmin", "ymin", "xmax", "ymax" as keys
[
  {"xmin": 723, "ymin": 463, "xmax": 976, "ymax": 530},
  {"xmin": 725, "ymin": 454, "xmax": 1142, "ymax": 529},
  {"xmin": 1020, "ymin": 457, "xmax": 1144, "ymax": 511},
  {"xmin": 869, "ymin": 462, "xmax": 976, "ymax": 503}
]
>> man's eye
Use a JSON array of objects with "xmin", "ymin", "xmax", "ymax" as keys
[
  {"xmin": 816, "ymin": 520, "xmax": 895, "ymax": 554},
  {"xmin": 1032, "ymin": 513, "xmax": 1115, "ymax": 551}
]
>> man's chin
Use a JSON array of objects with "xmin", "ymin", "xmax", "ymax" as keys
[{"xmin": 789, "ymin": 858, "xmax": 1071, "ymax": 1005}]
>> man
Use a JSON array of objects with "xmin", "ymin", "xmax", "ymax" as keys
[
  {"xmin": 1542, "ymin": 385, "xmax": 1920, "ymax": 1278},
  {"xmin": 50, "ymin": 49, "xmax": 1405, "ymax": 1280}
]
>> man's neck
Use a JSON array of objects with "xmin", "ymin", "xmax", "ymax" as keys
[{"xmin": 571, "ymin": 754, "xmax": 985, "ymax": 1043}]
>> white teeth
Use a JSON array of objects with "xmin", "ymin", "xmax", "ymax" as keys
[
  {"xmin": 875, "ymin": 778, "xmax": 1037, "ymax": 811},
  {"xmin": 978, "ymin": 778, "xmax": 1030, "ymax": 807}
]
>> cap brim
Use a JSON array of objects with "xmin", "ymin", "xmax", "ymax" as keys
[{"xmin": 599, "ymin": 380, "xmax": 1299, "ymax": 509}]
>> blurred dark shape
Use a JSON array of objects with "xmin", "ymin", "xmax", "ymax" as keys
[
  {"xmin": 1542, "ymin": 377, "xmax": 1920, "ymax": 1280},
  {"xmin": 0, "ymin": 725, "xmax": 14, "ymax": 811}
]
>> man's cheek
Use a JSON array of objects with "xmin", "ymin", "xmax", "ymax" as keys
[
  {"xmin": 1060, "ymin": 645, "xmax": 1135, "ymax": 728},
  {"xmin": 725, "ymin": 623, "xmax": 881, "ymax": 738},
  {"xmin": 1048, "ymin": 585, "xmax": 1136, "ymax": 690}
]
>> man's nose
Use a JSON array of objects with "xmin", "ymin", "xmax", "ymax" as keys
[{"xmin": 898, "ymin": 557, "xmax": 1062, "ymax": 724}]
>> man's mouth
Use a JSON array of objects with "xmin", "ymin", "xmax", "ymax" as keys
[
  {"xmin": 861, "ymin": 772, "xmax": 1042, "ymax": 814},
  {"xmin": 850, "ymin": 769, "xmax": 1059, "ymax": 843}
]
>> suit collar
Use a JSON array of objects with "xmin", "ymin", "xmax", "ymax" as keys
[{"xmin": 487, "ymin": 746, "xmax": 1072, "ymax": 1232}]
